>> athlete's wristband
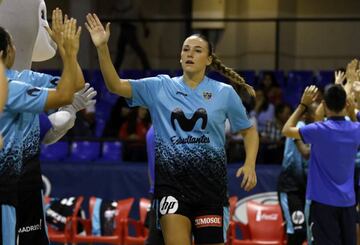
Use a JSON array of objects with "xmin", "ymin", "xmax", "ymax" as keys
[{"xmin": 299, "ymin": 103, "xmax": 308, "ymax": 111}]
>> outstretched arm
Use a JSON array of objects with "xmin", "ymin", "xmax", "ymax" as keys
[
  {"xmin": 85, "ymin": 13, "xmax": 132, "ymax": 98},
  {"xmin": 45, "ymin": 18, "xmax": 81, "ymax": 110}
]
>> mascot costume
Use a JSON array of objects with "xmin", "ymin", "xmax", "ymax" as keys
[{"xmin": 0, "ymin": 1, "xmax": 96, "ymax": 244}]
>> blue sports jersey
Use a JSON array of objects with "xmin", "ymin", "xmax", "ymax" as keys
[
  {"xmin": 6, "ymin": 69, "xmax": 58, "ymax": 161},
  {"xmin": 278, "ymin": 121, "xmax": 307, "ymax": 193},
  {"xmin": 127, "ymin": 75, "xmax": 252, "ymax": 205},
  {"xmin": 6, "ymin": 69, "xmax": 59, "ymax": 190},
  {"xmin": 0, "ymin": 79, "xmax": 48, "ymax": 205},
  {"xmin": 299, "ymin": 117, "xmax": 360, "ymax": 207}
]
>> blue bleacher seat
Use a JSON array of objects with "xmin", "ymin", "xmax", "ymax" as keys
[
  {"xmin": 69, "ymin": 141, "xmax": 101, "ymax": 161},
  {"xmin": 120, "ymin": 69, "xmax": 145, "ymax": 79},
  {"xmin": 317, "ymin": 70, "xmax": 334, "ymax": 88},
  {"xmin": 40, "ymin": 141, "xmax": 69, "ymax": 161},
  {"xmin": 287, "ymin": 70, "xmax": 314, "ymax": 89},
  {"xmin": 145, "ymin": 69, "xmax": 172, "ymax": 77},
  {"xmin": 102, "ymin": 141, "xmax": 123, "ymax": 162},
  {"xmin": 207, "ymin": 70, "xmax": 228, "ymax": 83},
  {"xmin": 238, "ymin": 70, "xmax": 256, "ymax": 88}
]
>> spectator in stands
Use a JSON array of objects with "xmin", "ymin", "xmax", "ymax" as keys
[
  {"xmin": 86, "ymin": 13, "xmax": 258, "ymax": 245},
  {"xmin": 103, "ymin": 97, "xmax": 130, "ymax": 137},
  {"xmin": 67, "ymin": 102, "xmax": 96, "ymax": 138},
  {"xmin": 258, "ymin": 71, "xmax": 283, "ymax": 105},
  {"xmin": 282, "ymin": 84, "xmax": 360, "ymax": 245},
  {"xmin": 119, "ymin": 107, "xmax": 151, "ymax": 161},
  {"xmin": 259, "ymin": 103, "xmax": 292, "ymax": 164},
  {"xmin": 277, "ymin": 102, "xmax": 317, "ymax": 245},
  {"xmin": 250, "ymin": 89, "xmax": 275, "ymax": 132}
]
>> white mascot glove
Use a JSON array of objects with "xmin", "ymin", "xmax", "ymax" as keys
[
  {"xmin": 42, "ymin": 83, "xmax": 97, "ymax": 145},
  {"xmin": 62, "ymin": 83, "xmax": 97, "ymax": 114}
]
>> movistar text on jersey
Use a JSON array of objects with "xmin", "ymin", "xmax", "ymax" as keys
[{"xmin": 171, "ymin": 135, "xmax": 210, "ymax": 144}]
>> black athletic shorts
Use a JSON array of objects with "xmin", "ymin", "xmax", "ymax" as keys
[
  {"xmin": 16, "ymin": 189, "xmax": 49, "ymax": 245},
  {"xmin": 157, "ymin": 195, "xmax": 229, "ymax": 244}
]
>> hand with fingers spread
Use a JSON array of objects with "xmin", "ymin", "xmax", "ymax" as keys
[
  {"xmin": 334, "ymin": 70, "xmax": 346, "ymax": 86},
  {"xmin": 71, "ymin": 83, "xmax": 97, "ymax": 112},
  {"xmin": 62, "ymin": 18, "xmax": 82, "ymax": 58},
  {"xmin": 85, "ymin": 13, "xmax": 110, "ymax": 48},
  {"xmin": 301, "ymin": 85, "xmax": 318, "ymax": 107},
  {"xmin": 45, "ymin": 8, "xmax": 69, "ymax": 57},
  {"xmin": 236, "ymin": 164, "xmax": 257, "ymax": 191}
]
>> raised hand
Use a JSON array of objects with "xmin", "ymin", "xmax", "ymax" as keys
[
  {"xmin": 62, "ymin": 18, "xmax": 82, "ymax": 58},
  {"xmin": 334, "ymin": 70, "xmax": 346, "ymax": 86},
  {"xmin": 301, "ymin": 85, "xmax": 318, "ymax": 106},
  {"xmin": 85, "ymin": 13, "xmax": 110, "ymax": 48}
]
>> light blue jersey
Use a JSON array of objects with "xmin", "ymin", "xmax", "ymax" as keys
[
  {"xmin": 5, "ymin": 69, "xmax": 58, "ymax": 162},
  {"xmin": 0, "ymin": 78, "xmax": 48, "ymax": 205},
  {"xmin": 128, "ymin": 75, "xmax": 252, "ymax": 205},
  {"xmin": 278, "ymin": 121, "xmax": 308, "ymax": 193},
  {"xmin": 6, "ymin": 69, "xmax": 59, "ymax": 191}
]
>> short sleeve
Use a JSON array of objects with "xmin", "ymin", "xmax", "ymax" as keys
[
  {"xmin": 18, "ymin": 70, "xmax": 59, "ymax": 88},
  {"xmin": 226, "ymin": 86, "xmax": 252, "ymax": 133},
  {"xmin": 126, "ymin": 75, "xmax": 164, "ymax": 108},
  {"xmin": 6, "ymin": 80, "xmax": 48, "ymax": 113},
  {"xmin": 299, "ymin": 122, "xmax": 321, "ymax": 144}
]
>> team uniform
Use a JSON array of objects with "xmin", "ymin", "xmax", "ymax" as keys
[
  {"xmin": 145, "ymin": 126, "xmax": 165, "ymax": 245},
  {"xmin": 0, "ymin": 78, "xmax": 49, "ymax": 245},
  {"xmin": 6, "ymin": 69, "xmax": 58, "ymax": 245},
  {"xmin": 127, "ymin": 75, "xmax": 252, "ymax": 244},
  {"xmin": 299, "ymin": 117, "xmax": 360, "ymax": 245},
  {"xmin": 277, "ymin": 121, "xmax": 307, "ymax": 245}
]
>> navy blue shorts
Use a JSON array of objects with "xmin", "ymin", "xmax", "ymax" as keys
[{"xmin": 309, "ymin": 201, "xmax": 356, "ymax": 245}]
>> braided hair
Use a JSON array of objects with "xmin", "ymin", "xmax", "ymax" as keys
[{"xmin": 191, "ymin": 34, "xmax": 255, "ymax": 98}]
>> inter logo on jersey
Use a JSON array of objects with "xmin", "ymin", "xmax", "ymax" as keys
[
  {"xmin": 171, "ymin": 107, "xmax": 207, "ymax": 132},
  {"xmin": 203, "ymin": 91, "xmax": 212, "ymax": 100}
]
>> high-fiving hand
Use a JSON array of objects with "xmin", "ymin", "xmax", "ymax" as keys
[
  {"xmin": 45, "ymin": 8, "xmax": 68, "ymax": 57},
  {"xmin": 301, "ymin": 85, "xmax": 318, "ymax": 107},
  {"xmin": 62, "ymin": 18, "xmax": 82, "ymax": 58},
  {"xmin": 85, "ymin": 13, "xmax": 110, "ymax": 48}
]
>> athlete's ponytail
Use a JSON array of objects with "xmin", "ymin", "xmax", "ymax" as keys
[{"xmin": 0, "ymin": 27, "xmax": 11, "ymax": 60}]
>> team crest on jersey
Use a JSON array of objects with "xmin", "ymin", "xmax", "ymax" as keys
[{"xmin": 203, "ymin": 91, "xmax": 212, "ymax": 100}]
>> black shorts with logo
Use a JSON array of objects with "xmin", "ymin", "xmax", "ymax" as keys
[
  {"xmin": 157, "ymin": 194, "xmax": 229, "ymax": 244},
  {"xmin": 16, "ymin": 189, "xmax": 49, "ymax": 245}
]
